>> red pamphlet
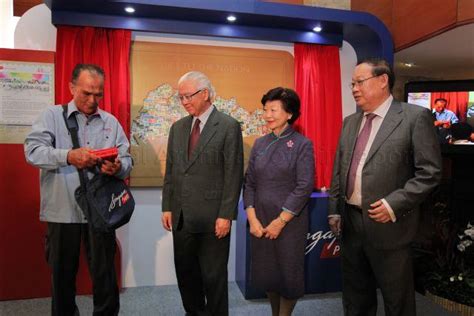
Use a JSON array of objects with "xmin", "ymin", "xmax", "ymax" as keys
[{"xmin": 90, "ymin": 147, "xmax": 118, "ymax": 161}]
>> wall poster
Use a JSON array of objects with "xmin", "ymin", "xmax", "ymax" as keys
[
  {"xmin": 0, "ymin": 60, "xmax": 54, "ymax": 144},
  {"xmin": 130, "ymin": 41, "xmax": 294, "ymax": 186}
]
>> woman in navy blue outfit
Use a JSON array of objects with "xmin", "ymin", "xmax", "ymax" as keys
[{"xmin": 243, "ymin": 87, "xmax": 315, "ymax": 316}]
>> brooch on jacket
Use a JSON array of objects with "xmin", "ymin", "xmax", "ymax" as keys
[{"xmin": 286, "ymin": 140, "xmax": 294, "ymax": 148}]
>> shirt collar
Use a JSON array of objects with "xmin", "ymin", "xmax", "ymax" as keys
[
  {"xmin": 68, "ymin": 100, "xmax": 105, "ymax": 121},
  {"xmin": 271, "ymin": 124, "xmax": 295, "ymax": 139},
  {"xmin": 365, "ymin": 95, "xmax": 393, "ymax": 119},
  {"xmin": 193, "ymin": 104, "xmax": 214, "ymax": 126}
]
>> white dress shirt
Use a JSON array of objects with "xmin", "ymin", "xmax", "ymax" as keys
[
  {"xmin": 346, "ymin": 95, "xmax": 397, "ymax": 222},
  {"xmin": 191, "ymin": 104, "xmax": 214, "ymax": 133}
]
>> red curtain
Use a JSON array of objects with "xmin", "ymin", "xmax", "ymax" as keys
[
  {"xmin": 430, "ymin": 92, "xmax": 469, "ymax": 122},
  {"xmin": 294, "ymin": 43, "xmax": 342, "ymax": 189},
  {"xmin": 55, "ymin": 26, "xmax": 132, "ymax": 136}
]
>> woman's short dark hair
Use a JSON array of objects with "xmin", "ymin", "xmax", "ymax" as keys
[{"xmin": 261, "ymin": 87, "xmax": 301, "ymax": 124}]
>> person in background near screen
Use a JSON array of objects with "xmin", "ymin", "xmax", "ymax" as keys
[
  {"xmin": 328, "ymin": 58, "xmax": 442, "ymax": 316},
  {"xmin": 161, "ymin": 71, "xmax": 243, "ymax": 316},
  {"xmin": 243, "ymin": 87, "xmax": 314, "ymax": 316},
  {"xmin": 433, "ymin": 98, "xmax": 459, "ymax": 128},
  {"xmin": 450, "ymin": 123, "xmax": 474, "ymax": 145},
  {"xmin": 467, "ymin": 104, "xmax": 474, "ymax": 117},
  {"xmin": 24, "ymin": 64, "xmax": 132, "ymax": 316}
]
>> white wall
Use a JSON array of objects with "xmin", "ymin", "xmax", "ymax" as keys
[
  {"xmin": 339, "ymin": 42, "xmax": 358, "ymax": 119},
  {"xmin": 6, "ymin": 4, "xmax": 357, "ymax": 288},
  {"xmin": 0, "ymin": 0, "xmax": 20, "ymax": 48},
  {"xmin": 14, "ymin": 4, "xmax": 56, "ymax": 50}
]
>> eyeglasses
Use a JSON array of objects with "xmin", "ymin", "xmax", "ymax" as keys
[
  {"xmin": 349, "ymin": 75, "xmax": 381, "ymax": 89},
  {"xmin": 178, "ymin": 89, "xmax": 203, "ymax": 102}
]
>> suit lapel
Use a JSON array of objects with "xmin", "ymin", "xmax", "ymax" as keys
[
  {"xmin": 347, "ymin": 113, "xmax": 364, "ymax": 156},
  {"xmin": 365, "ymin": 101, "xmax": 403, "ymax": 165},
  {"xmin": 186, "ymin": 108, "xmax": 219, "ymax": 170},
  {"xmin": 342, "ymin": 113, "xmax": 364, "ymax": 182}
]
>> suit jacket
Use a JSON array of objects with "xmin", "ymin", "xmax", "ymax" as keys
[
  {"xmin": 162, "ymin": 107, "xmax": 244, "ymax": 233},
  {"xmin": 329, "ymin": 100, "xmax": 442, "ymax": 249}
]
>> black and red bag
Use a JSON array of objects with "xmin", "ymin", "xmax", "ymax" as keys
[{"xmin": 62, "ymin": 105, "xmax": 134, "ymax": 232}]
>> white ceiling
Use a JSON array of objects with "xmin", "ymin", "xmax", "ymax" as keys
[{"xmin": 394, "ymin": 23, "xmax": 474, "ymax": 79}]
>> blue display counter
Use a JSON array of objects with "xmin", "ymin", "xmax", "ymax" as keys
[{"xmin": 235, "ymin": 192, "xmax": 342, "ymax": 299}]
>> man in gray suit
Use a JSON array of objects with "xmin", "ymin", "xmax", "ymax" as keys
[
  {"xmin": 162, "ymin": 71, "xmax": 243, "ymax": 316},
  {"xmin": 328, "ymin": 58, "xmax": 442, "ymax": 316}
]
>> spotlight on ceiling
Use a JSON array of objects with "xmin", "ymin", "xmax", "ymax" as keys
[
  {"xmin": 125, "ymin": 7, "xmax": 135, "ymax": 13},
  {"xmin": 227, "ymin": 15, "xmax": 237, "ymax": 22},
  {"xmin": 313, "ymin": 26, "xmax": 322, "ymax": 33}
]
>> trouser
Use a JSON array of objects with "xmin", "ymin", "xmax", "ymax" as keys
[
  {"xmin": 45, "ymin": 222, "xmax": 119, "ymax": 316},
  {"xmin": 341, "ymin": 205, "xmax": 416, "ymax": 316},
  {"xmin": 172, "ymin": 217, "xmax": 230, "ymax": 316}
]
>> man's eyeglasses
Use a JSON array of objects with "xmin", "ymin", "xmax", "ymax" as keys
[
  {"xmin": 349, "ymin": 75, "xmax": 381, "ymax": 89},
  {"xmin": 178, "ymin": 89, "xmax": 203, "ymax": 102}
]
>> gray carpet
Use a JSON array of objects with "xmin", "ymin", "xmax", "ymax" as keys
[{"xmin": 0, "ymin": 282, "xmax": 456, "ymax": 315}]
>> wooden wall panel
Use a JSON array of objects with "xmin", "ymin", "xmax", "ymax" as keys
[
  {"xmin": 304, "ymin": 0, "xmax": 350, "ymax": 9},
  {"xmin": 13, "ymin": 0, "xmax": 42, "ymax": 17},
  {"xmin": 391, "ymin": 0, "xmax": 457, "ymax": 49},
  {"xmin": 265, "ymin": 0, "xmax": 304, "ymax": 4},
  {"xmin": 351, "ymin": 0, "xmax": 473, "ymax": 50},
  {"xmin": 458, "ymin": 0, "xmax": 474, "ymax": 23},
  {"xmin": 351, "ymin": 0, "xmax": 393, "ymax": 30}
]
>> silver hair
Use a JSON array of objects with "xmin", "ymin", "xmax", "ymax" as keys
[{"xmin": 178, "ymin": 71, "xmax": 216, "ymax": 101}]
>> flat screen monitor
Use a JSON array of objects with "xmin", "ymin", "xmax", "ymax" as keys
[
  {"xmin": 405, "ymin": 80, "xmax": 474, "ymax": 145},
  {"xmin": 405, "ymin": 80, "xmax": 474, "ymax": 126}
]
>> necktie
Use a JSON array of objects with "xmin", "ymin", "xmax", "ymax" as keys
[
  {"xmin": 188, "ymin": 118, "xmax": 201, "ymax": 159},
  {"xmin": 346, "ymin": 113, "xmax": 377, "ymax": 199}
]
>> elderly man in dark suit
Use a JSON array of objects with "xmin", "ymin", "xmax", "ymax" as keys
[
  {"xmin": 328, "ymin": 58, "xmax": 442, "ymax": 316},
  {"xmin": 162, "ymin": 71, "xmax": 243, "ymax": 316}
]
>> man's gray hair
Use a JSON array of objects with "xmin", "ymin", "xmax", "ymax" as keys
[
  {"xmin": 178, "ymin": 71, "xmax": 216, "ymax": 101},
  {"xmin": 71, "ymin": 64, "xmax": 105, "ymax": 84}
]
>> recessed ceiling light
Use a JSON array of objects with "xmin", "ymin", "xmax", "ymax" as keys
[
  {"xmin": 404, "ymin": 62, "xmax": 414, "ymax": 67},
  {"xmin": 125, "ymin": 7, "xmax": 135, "ymax": 13},
  {"xmin": 313, "ymin": 26, "xmax": 322, "ymax": 33},
  {"xmin": 227, "ymin": 15, "xmax": 237, "ymax": 22}
]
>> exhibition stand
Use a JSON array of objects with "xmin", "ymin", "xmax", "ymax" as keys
[{"xmin": 236, "ymin": 192, "xmax": 342, "ymax": 299}]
